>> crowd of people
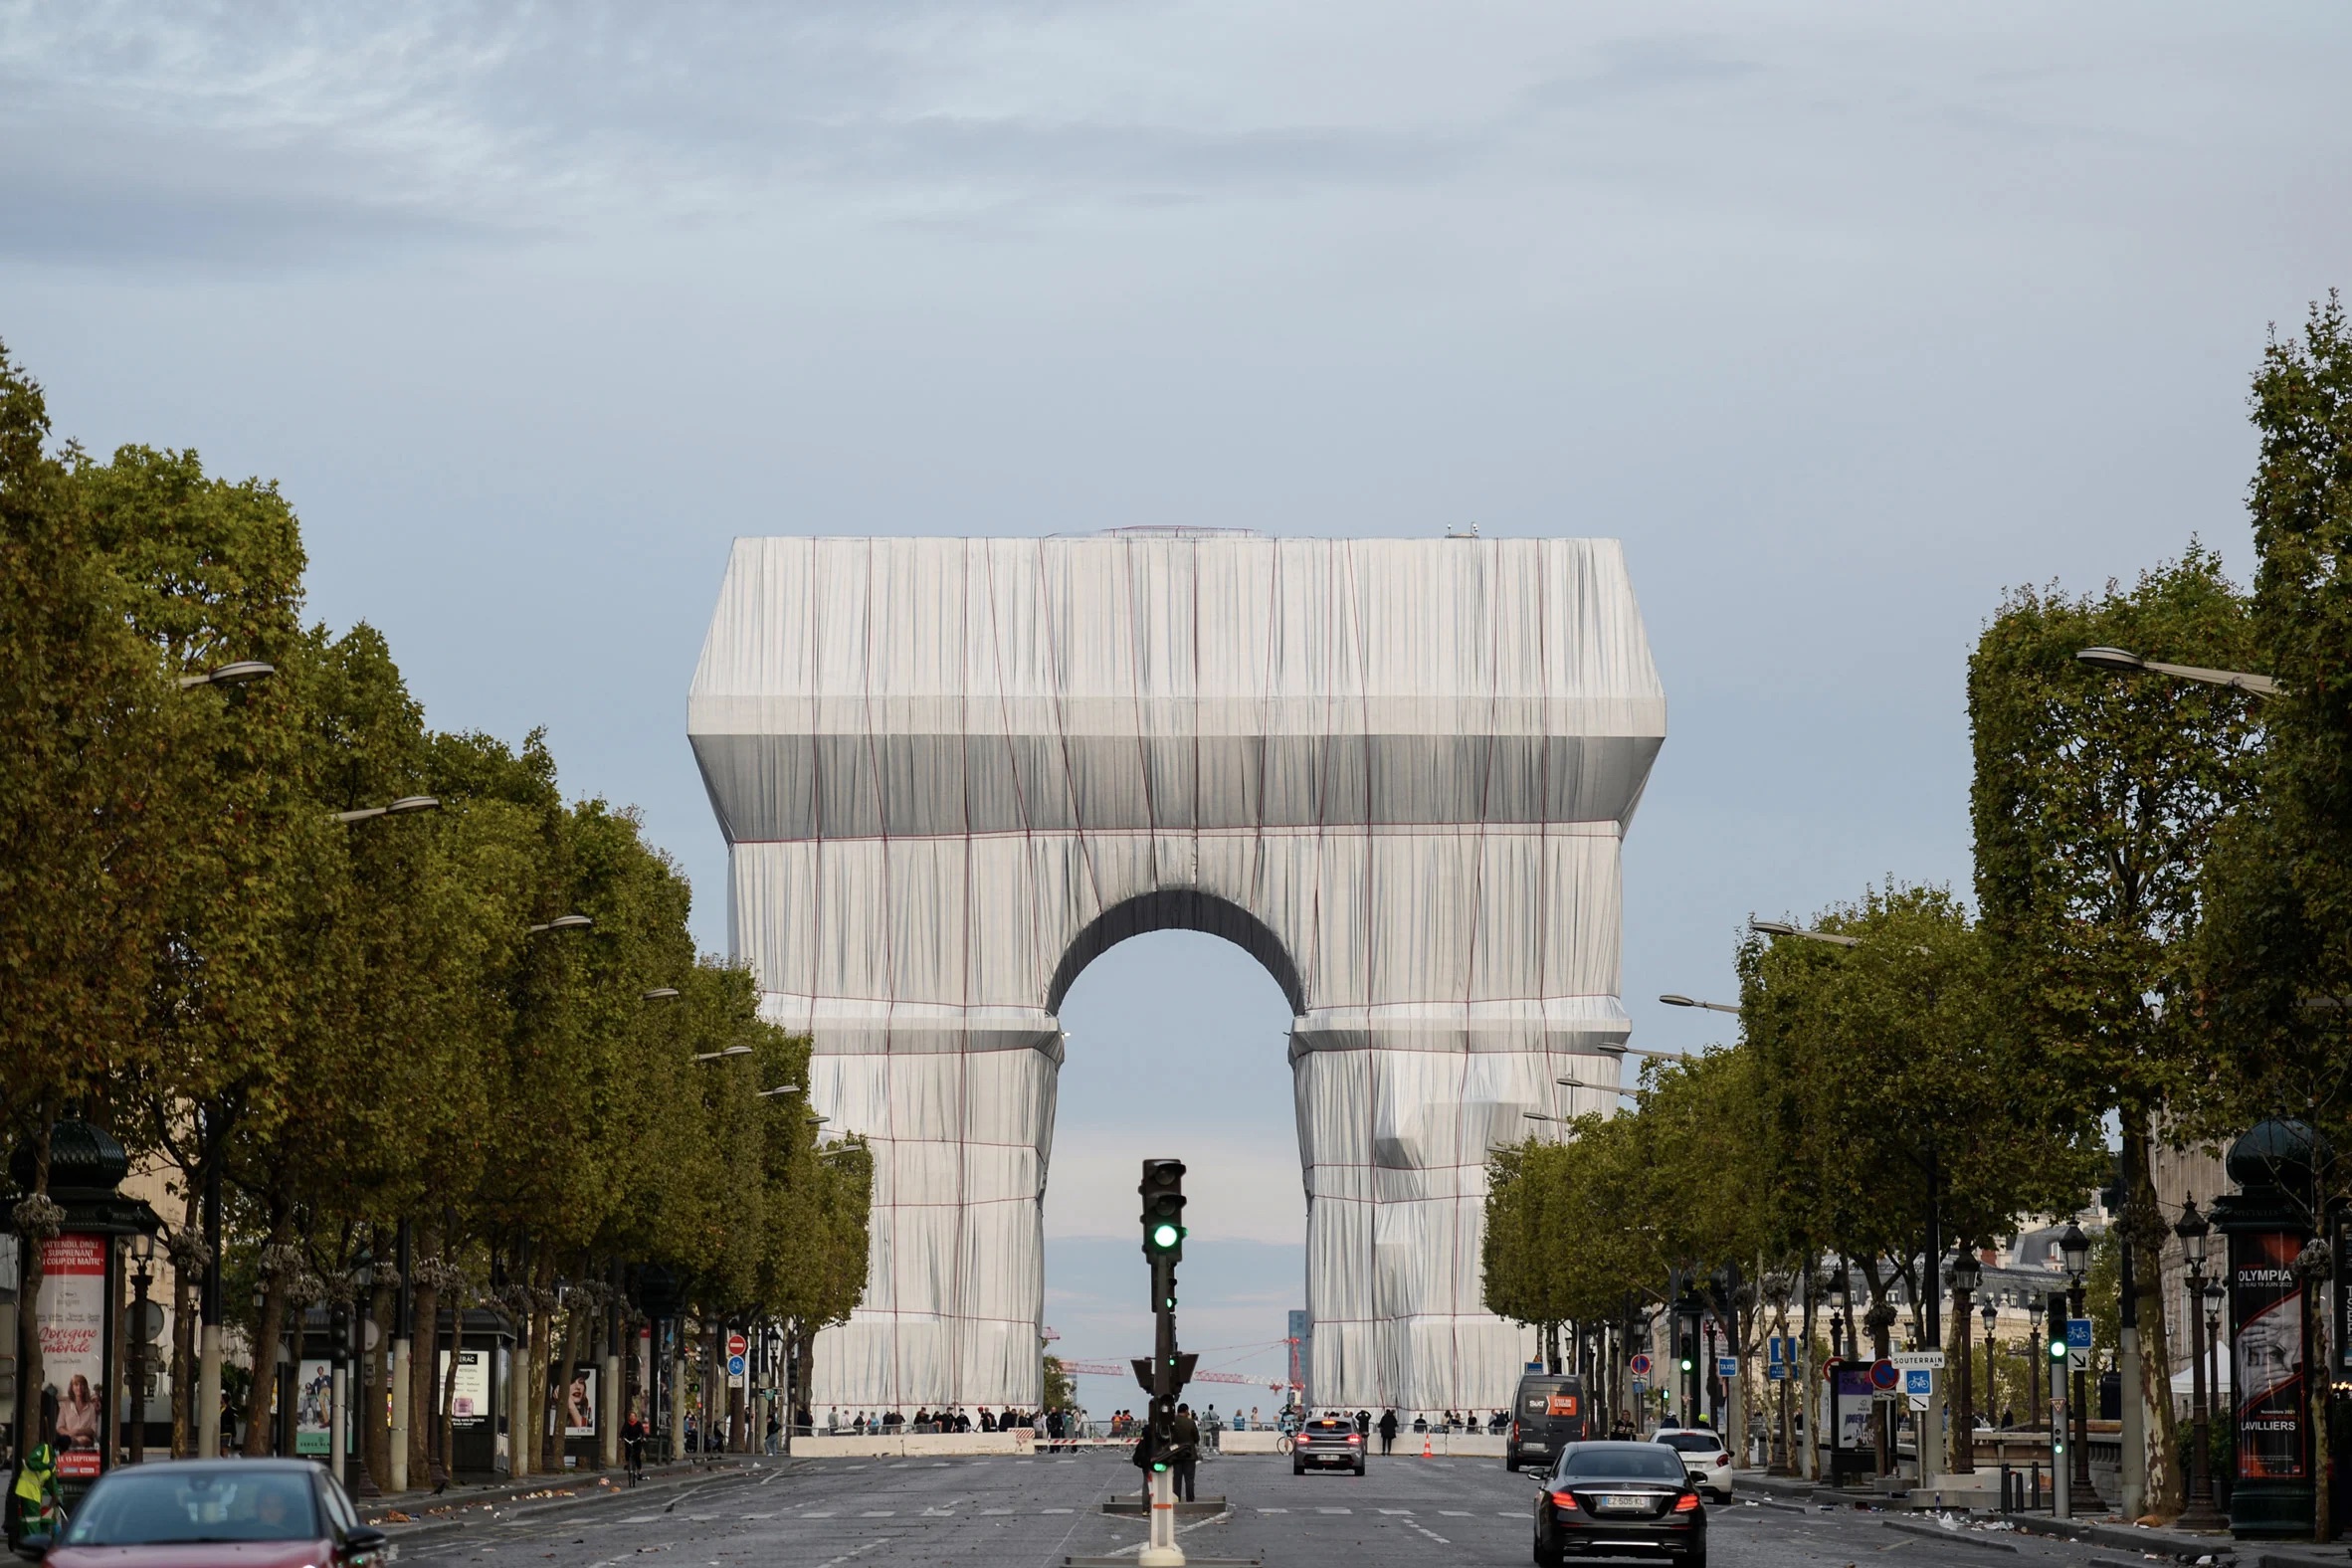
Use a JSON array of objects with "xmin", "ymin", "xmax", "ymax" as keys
[{"xmin": 823, "ymin": 1407, "xmax": 1072, "ymax": 1438}]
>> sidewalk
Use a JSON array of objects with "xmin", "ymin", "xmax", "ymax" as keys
[{"xmin": 1731, "ymin": 1468, "xmax": 2347, "ymax": 1568}]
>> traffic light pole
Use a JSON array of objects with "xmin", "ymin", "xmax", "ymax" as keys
[
  {"xmin": 1140, "ymin": 1160, "xmax": 1188, "ymax": 1568},
  {"xmin": 2049, "ymin": 1289, "xmax": 2071, "ymax": 1519}
]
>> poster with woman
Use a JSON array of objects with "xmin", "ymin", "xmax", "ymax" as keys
[
  {"xmin": 2231, "ymin": 1230, "xmax": 2306, "ymax": 1480},
  {"xmin": 36, "ymin": 1235, "xmax": 108, "ymax": 1477},
  {"xmin": 565, "ymin": 1368, "xmax": 598, "ymax": 1438}
]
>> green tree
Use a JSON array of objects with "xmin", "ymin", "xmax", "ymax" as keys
[{"xmin": 1969, "ymin": 547, "xmax": 2259, "ymax": 1514}]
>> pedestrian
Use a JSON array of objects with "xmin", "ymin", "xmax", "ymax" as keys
[
  {"xmin": 1378, "ymin": 1408, "xmax": 1398, "ymax": 1455},
  {"xmin": 765, "ymin": 1411, "xmax": 782, "ymax": 1454},
  {"xmin": 1131, "ymin": 1423, "xmax": 1156, "ymax": 1506},
  {"xmin": 1411, "ymin": 1412, "xmax": 1428, "ymax": 1435},
  {"xmin": 1171, "ymin": 1403, "xmax": 1201, "ymax": 1503}
]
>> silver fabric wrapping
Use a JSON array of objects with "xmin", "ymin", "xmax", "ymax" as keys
[{"xmin": 689, "ymin": 534, "xmax": 1665, "ymax": 1413}]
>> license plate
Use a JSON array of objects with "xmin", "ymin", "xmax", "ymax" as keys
[{"xmin": 1597, "ymin": 1494, "xmax": 1649, "ymax": 1511}]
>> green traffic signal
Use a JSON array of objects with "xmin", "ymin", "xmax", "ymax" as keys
[
  {"xmin": 1679, "ymin": 1357, "xmax": 1693, "ymax": 1372},
  {"xmin": 1151, "ymin": 1222, "xmax": 1181, "ymax": 1250},
  {"xmin": 2048, "ymin": 1337, "xmax": 2067, "ymax": 1362}
]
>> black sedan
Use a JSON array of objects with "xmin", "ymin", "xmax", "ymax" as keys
[{"xmin": 1532, "ymin": 1441, "xmax": 1706, "ymax": 1568}]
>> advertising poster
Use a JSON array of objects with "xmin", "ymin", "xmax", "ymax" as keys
[
  {"xmin": 294, "ymin": 1359, "xmax": 333, "ymax": 1456},
  {"xmin": 1834, "ymin": 1368, "xmax": 1874, "ymax": 1449},
  {"xmin": 440, "ymin": 1349, "xmax": 491, "ymax": 1427},
  {"xmin": 37, "ymin": 1236, "xmax": 107, "ymax": 1477},
  {"xmin": 2232, "ymin": 1231, "xmax": 2306, "ymax": 1479},
  {"xmin": 565, "ymin": 1366, "xmax": 598, "ymax": 1438}
]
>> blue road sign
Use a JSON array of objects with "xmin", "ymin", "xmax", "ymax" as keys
[
  {"xmin": 1903, "ymin": 1369, "xmax": 1933, "ymax": 1396},
  {"xmin": 1767, "ymin": 1337, "xmax": 1786, "ymax": 1368},
  {"xmin": 727, "ymin": 1353, "xmax": 747, "ymax": 1378},
  {"xmin": 1716, "ymin": 1356, "xmax": 1737, "ymax": 1378},
  {"xmin": 2065, "ymin": 1318, "xmax": 2093, "ymax": 1350},
  {"xmin": 1766, "ymin": 1364, "xmax": 1787, "ymax": 1381}
]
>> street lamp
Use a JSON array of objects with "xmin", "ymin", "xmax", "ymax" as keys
[
  {"xmin": 1659, "ymin": 994, "xmax": 1741, "ymax": 1015},
  {"xmin": 527, "ymin": 913, "xmax": 593, "ymax": 934},
  {"xmin": 128, "ymin": 1231, "xmax": 159, "ymax": 1463},
  {"xmin": 176, "ymin": 660, "xmax": 277, "ymax": 690},
  {"xmin": 2175, "ymin": 1199, "xmax": 2223, "ymax": 1528},
  {"xmin": 642, "ymin": 987, "xmax": 682, "ymax": 1001},
  {"xmin": 2026, "ymin": 1293, "xmax": 2045, "ymax": 1432},
  {"xmin": 692, "ymin": 1045, "xmax": 754, "ymax": 1063},
  {"xmin": 1556, "ymin": 1077, "xmax": 1636, "ymax": 1099},
  {"xmin": 2058, "ymin": 1221, "xmax": 2090, "ymax": 1486},
  {"xmin": 330, "ymin": 795, "xmax": 441, "ymax": 825},
  {"xmin": 2074, "ymin": 646, "xmax": 2281, "ymax": 697},
  {"xmin": 1748, "ymin": 919, "xmax": 1862, "ymax": 948},
  {"xmin": 755, "ymin": 1084, "xmax": 803, "ymax": 1098},
  {"xmin": 1948, "ymin": 1244, "xmax": 1982, "ymax": 1473}
]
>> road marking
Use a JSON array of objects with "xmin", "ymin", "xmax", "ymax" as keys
[
  {"xmin": 802, "ymin": 1510, "xmax": 837, "ymax": 1517},
  {"xmin": 1407, "ymin": 1519, "xmax": 1454, "ymax": 1546},
  {"xmin": 1440, "ymin": 1508, "xmax": 1471, "ymax": 1516},
  {"xmin": 743, "ymin": 1510, "xmax": 777, "ymax": 1518},
  {"xmin": 921, "ymin": 1508, "xmax": 956, "ymax": 1516},
  {"xmin": 1318, "ymin": 1506, "xmax": 1352, "ymax": 1514},
  {"xmin": 980, "ymin": 1507, "xmax": 1014, "ymax": 1515},
  {"xmin": 1378, "ymin": 1507, "xmax": 1413, "ymax": 1514},
  {"xmin": 859, "ymin": 1509, "xmax": 894, "ymax": 1516},
  {"xmin": 1258, "ymin": 1507, "xmax": 1288, "ymax": 1513},
  {"xmin": 815, "ymin": 1540, "xmax": 887, "ymax": 1568},
  {"xmin": 618, "ymin": 1515, "xmax": 661, "ymax": 1524}
]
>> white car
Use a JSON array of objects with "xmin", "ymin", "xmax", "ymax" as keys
[{"xmin": 1655, "ymin": 1427, "xmax": 1734, "ymax": 1500}]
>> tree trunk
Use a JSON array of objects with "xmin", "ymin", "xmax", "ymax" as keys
[
  {"xmin": 366, "ymin": 1274, "xmax": 395, "ymax": 1484},
  {"xmin": 2123, "ymin": 1122, "xmax": 2183, "ymax": 1517},
  {"xmin": 410, "ymin": 1254, "xmax": 440, "ymax": 1480},
  {"xmin": 440, "ymin": 1287, "xmax": 463, "ymax": 1476},
  {"xmin": 243, "ymin": 1215, "xmax": 296, "ymax": 1456}
]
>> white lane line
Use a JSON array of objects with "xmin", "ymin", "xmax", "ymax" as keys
[
  {"xmin": 1407, "ymin": 1519, "xmax": 1454, "ymax": 1546},
  {"xmin": 859, "ymin": 1509, "xmax": 894, "ymax": 1516},
  {"xmin": 801, "ymin": 1510, "xmax": 838, "ymax": 1517},
  {"xmin": 1258, "ymin": 1507, "xmax": 1288, "ymax": 1513},
  {"xmin": 617, "ymin": 1515, "xmax": 661, "ymax": 1524},
  {"xmin": 743, "ymin": 1511, "xmax": 777, "ymax": 1518},
  {"xmin": 1318, "ymin": 1506, "xmax": 1352, "ymax": 1514},
  {"xmin": 1041, "ymin": 1507, "xmax": 1075, "ymax": 1514},
  {"xmin": 980, "ymin": 1508, "xmax": 1014, "ymax": 1515},
  {"xmin": 1440, "ymin": 1509, "xmax": 1472, "ymax": 1516},
  {"xmin": 815, "ymin": 1540, "xmax": 887, "ymax": 1568},
  {"xmin": 1378, "ymin": 1508, "xmax": 1413, "ymax": 1514},
  {"xmin": 920, "ymin": 1508, "xmax": 956, "ymax": 1516}
]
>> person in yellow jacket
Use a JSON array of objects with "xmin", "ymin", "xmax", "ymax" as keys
[{"xmin": 10, "ymin": 1441, "xmax": 63, "ymax": 1545}]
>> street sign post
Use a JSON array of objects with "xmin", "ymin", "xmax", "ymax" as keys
[
  {"xmin": 1890, "ymin": 1350, "xmax": 1945, "ymax": 1371},
  {"xmin": 1904, "ymin": 1368, "xmax": 1933, "ymax": 1413},
  {"xmin": 1630, "ymin": 1353, "xmax": 1653, "ymax": 1378},
  {"xmin": 2066, "ymin": 1317, "xmax": 2092, "ymax": 1374}
]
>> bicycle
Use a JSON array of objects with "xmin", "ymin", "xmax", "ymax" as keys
[{"xmin": 624, "ymin": 1436, "xmax": 646, "ymax": 1485}]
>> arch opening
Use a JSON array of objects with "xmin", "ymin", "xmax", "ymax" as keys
[{"xmin": 1045, "ymin": 888, "xmax": 1306, "ymax": 1019}]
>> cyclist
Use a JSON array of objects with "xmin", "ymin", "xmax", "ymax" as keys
[{"xmin": 621, "ymin": 1408, "xmax": 649, "ymax": 1483}]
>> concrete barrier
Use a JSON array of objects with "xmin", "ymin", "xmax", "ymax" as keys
[
  {"xmin": 1217, "ymin": 1431, "xmax": 1506, "ymax": 1458},
  {"xmin": 792, "ymin": 1430, "xmax": 1036, "ymax": 1458}
]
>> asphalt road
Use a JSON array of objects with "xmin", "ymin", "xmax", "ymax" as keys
[{"xmin": 396, "ymin": 1450, "xmax": 2109, "ymax": 1568}]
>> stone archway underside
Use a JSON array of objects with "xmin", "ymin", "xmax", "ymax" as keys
[{"xmin": 688, "ymin": 533, "xmax": 1665, "ymax": 1414}]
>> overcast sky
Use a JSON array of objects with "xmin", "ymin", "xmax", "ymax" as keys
[{"xmin": 8, "ymin": 1, "xmax": 2347, "ymax": 1404}]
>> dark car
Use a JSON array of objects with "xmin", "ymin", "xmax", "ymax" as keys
[
  {"xmin": 1506, "ymin": 1373, "xmax": 1590, "ymax": 1471},
  {"xmin": 1291, "ymin": 1414, "xmax": 1366, "ymax": 1475},
  {"xmin": 14, "ymin": 1459, "xmax": 387, "ymax": 1568},
  {"xmin": 1531, "ymin": 1441, "xmax": 1706, "ymax": 1568}
]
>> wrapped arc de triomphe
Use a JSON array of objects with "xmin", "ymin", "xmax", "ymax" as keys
[{"xmin": 686, "ymin": 533, "xmax": 1665, "ymax": 1415}]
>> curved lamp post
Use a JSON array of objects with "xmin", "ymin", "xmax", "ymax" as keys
[
  {"xmin": 177, "ymin": 660, "xmax": 276, "ymax": 690},
  {"xmin": 332, "ymin": 795, "xmax": 441, "ymax": 825},
  {"xmin": 2076, "ymin": 647, "xmax": 2280, "ymax": 697}
]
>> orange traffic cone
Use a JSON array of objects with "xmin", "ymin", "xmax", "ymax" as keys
[{"xmin": 1420, "ymin": 1430, "xmax": 1433, "ymax": 1458}]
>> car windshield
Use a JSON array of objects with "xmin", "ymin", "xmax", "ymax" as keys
[
  {"xmin": 1657, "ymin": 1433, "xmax": 1724, "ymax": 1454},
  {"xmin": 1556, "ymin": 1445, "xmax": 1686, "ymax": 1481},
  {"xmin": 64, "ymin": 1470, "xmax": 320, "ymax": 1545}
]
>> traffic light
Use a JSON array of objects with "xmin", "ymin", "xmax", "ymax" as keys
[
  {"xmin": 1140, "ymin": 1159, "xmax": 1187, "ymax": 1266},
  {"xmin": 2047, "ymin": 1290, "xmax": 2068, "ymax": 1366}
]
